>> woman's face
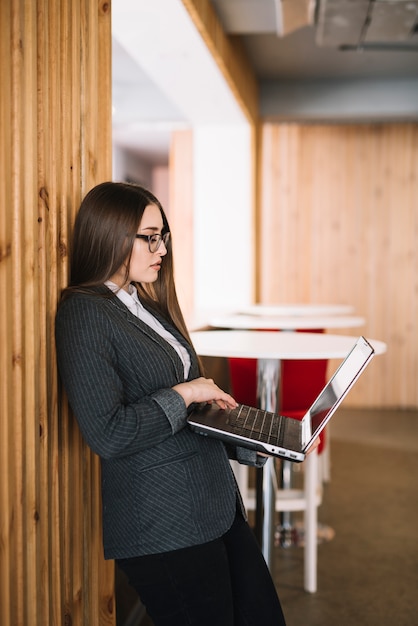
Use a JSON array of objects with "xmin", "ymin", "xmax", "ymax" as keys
[{"xmin": 110, "ymin": 203, "xmax": 168, "ymax": 290}]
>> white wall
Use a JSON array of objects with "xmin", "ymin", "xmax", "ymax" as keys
[
  {"xmin": 193, "ymin": 125, "xmax": 254, "ymax": 311},
  {"xmin": 112, "ymin": 144, "xmax": 153, "ymax": 187}
]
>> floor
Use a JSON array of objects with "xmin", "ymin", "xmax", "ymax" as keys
[
  {"xmin": 118, "ymin": 408, "xmax": 418, "ymax": 626},
  {"xmin": 273, "ymin": 408, "xmax": 418, "ymax": 626}
]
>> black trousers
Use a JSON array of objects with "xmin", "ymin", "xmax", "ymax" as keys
[{"xmin": 117, "ymin": 510, "xmax": 286, "ymax": 626}]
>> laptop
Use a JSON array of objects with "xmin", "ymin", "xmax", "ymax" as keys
[{"xmin": 188, "ymin": 336, "xmax": 375, "ymax": 462}]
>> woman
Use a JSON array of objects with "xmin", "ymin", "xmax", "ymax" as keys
[{"xmin": 55, "ymin": 181, "xmax": 287, "ymax": 626}]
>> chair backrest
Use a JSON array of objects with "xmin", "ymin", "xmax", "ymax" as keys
[{"xmin": 228, "ymin": 356, "xmax": 258, "ymax": 406}]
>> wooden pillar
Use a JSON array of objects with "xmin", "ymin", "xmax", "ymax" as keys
[{"xmin": 0, "ymin": 1, "xmax": 114, "ymax": 624}]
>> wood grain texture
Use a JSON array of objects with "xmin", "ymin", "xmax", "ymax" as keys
[
  {"xmin": 170, "ymin": 130, "xmax": 195, "ymax": 319},
  {"xmin": 0, "ymin": 1, "xmax": 114, "ymax": 624},
  {"xmin": 258, "ymin": 123, "xmax": 418, "ymax": 408}
]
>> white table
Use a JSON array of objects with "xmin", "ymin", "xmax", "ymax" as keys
[
  {"xmin": 236, "ymin": 304, "xmax": 355, "ymax": 317},
  {"xmin": 209, "ymin": 313, "xmax": 365, "ymax": 330},
  {"xmin": 190, "ymin": 330, "xmax": 387, "ymax": 570}
]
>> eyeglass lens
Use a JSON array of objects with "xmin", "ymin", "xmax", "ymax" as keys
[{"xmin": 149, "ymin": 232, "xmax": 170, "ymax": 252}]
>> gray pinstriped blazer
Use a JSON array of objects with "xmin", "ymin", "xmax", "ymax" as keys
[{"xmin": 55, "ymin": 287, "xmax": 264, "ymax": 560}]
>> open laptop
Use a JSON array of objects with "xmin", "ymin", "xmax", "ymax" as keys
[{"xmin": 188, "ymin": 336, "xmax": 375, "ymax": 462}]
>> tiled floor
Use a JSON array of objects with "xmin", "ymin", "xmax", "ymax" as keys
[
  {"xmin": 119, "ymin": 409, "xmax": 418, "ymax": 626},
  {"xmin": 274, "ymin": 408, "xmax": 418, "ymax": 626}
]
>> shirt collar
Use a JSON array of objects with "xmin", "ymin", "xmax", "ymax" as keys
[{"xmin": 105, "ymin": 280, "xmax": 143, "ymax": 313}]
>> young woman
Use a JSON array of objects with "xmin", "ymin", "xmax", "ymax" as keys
[{"xmin": 55, "ymin": 181, "xmax": 287, "ymax": 626}]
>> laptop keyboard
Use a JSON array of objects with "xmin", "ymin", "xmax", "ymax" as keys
[{"xmin": 226, "ymin": 405, "xmax": 286, "ymax": 447}]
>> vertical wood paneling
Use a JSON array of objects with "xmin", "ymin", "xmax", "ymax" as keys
[
  {"xmin": 259, "ymin": 123, "xmax": 418, "ymax": 409},
  {"xmin": 169, "ymin": 130, "xmax": 195, "ymax": 319},
  {"xmin": 0, "ymin": 4, "xmax": 13, "ymax": 615},
  {"xmin": 0, "ymin": 1, "xmax": 114, "ymax": 625}
]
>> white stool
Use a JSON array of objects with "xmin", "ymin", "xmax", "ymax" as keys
[{"xmin": 231, "ymin": 450, "xmax": 322, "ymax": 593}]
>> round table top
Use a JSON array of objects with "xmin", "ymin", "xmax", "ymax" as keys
[
  {"xmin": 209, "ymin": 314, "xmax": 365, "ymax": 331},
  {"xmin": 190, "ymin": 330, "xmax": 387, "ymax": 360},
  {"xmin": 237, "ymin": 304, "xmax": 355, "ymax": 317}
]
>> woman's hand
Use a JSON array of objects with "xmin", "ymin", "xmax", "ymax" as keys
[{"xmin": 173, "ymin": 377, "xmax": 237, "ymax": 410}]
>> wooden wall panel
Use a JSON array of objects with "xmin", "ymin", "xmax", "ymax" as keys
[
  {"xmin": 169, "ymin": 130, "xmax": 195, "ymax": 320},
  {"xmin": 0, "ymin": 1, "xmax": 114, "ymax": 625},
  {"xmin": 259, "ymin": 123, "xmax": 418, "ymax": 409}
]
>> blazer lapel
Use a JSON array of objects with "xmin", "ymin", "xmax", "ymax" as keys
[{"xmin": 107, "ymin": 294, "xmax": 193, "ymax": 382}]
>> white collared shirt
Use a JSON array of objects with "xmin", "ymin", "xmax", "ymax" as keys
[{"xmin": 105, "ymin": 281, "xmax": 191, "ymax": 379}]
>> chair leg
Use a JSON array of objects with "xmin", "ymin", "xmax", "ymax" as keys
[
  {"xmin": 319, "ymin": 427, "xmax": 331, "ymax": 483},
  {"xmin": 233, "ymin": 454, "xmax": 320, "ymax": 593},
  {"xmin": 304, "ymin": 449, "xmax": 318, "ymax": 593}
]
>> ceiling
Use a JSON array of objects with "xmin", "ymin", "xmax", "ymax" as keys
[
  {"xmin": 213, "ymin": 0, "xmax": 418, "ymax": 122},
  {"xmin": 112, "ymin": 0, "xmax": 418, "ymax": 163},
  {"xmin": 216, "ymin": 0, "xmax": 418, "ymax": 77}
]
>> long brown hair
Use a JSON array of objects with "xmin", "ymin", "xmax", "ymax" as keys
[{"xmin": 62, "ymin": 181, "xmax": 193, "ymax": 346}]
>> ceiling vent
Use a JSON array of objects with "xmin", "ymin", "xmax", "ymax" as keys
[
  {"xmin": 210, "ymin": 0, "xmax": 418, "ymax": 49},
  {"xmin": 210, "ymin": 0, "xmax": 315, "ymax": 36},
  {"xmin": 315, "ymin": 0, "xmax": 418, "ymax": 49}
]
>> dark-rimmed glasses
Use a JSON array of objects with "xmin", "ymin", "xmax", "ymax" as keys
[{"xmin": 135, "ymin": 232, "xmax": 170, "ymax": 253}]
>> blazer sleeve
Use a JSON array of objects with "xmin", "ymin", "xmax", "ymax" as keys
[{"xmin": 55, "ymin": 295, "xmax": 190, "ymax": 460}]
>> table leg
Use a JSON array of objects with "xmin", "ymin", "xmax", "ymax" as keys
[{"xmin": 256, "ymin": 358, "xmax": 280, "ymax": 567}]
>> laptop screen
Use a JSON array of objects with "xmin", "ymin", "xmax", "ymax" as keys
[{"xmin": 302, "ymin": 336, "xmax": 375, "ymax": 447}]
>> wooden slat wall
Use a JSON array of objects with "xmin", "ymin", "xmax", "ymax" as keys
[
  {"xmin": 169, "ymin": 130, "xmax": 195, "ymax": 320},
  {"xmin": 258, "ymin": 123, "xmax": 418, "ymax": 409},
  {"xmin": 0, "ymin": 1, "xmax": 115, "ymax": 625}
]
